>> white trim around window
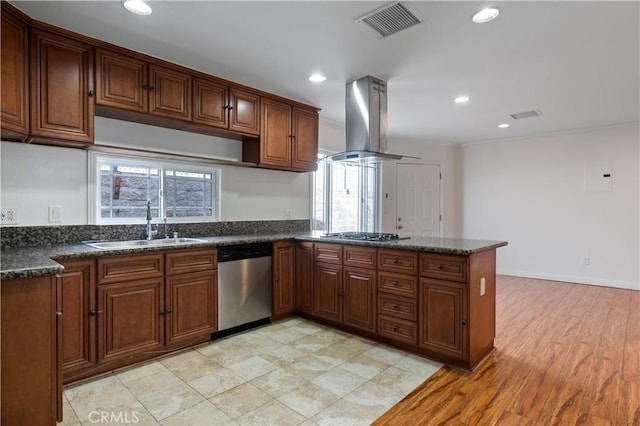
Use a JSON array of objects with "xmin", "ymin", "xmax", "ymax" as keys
[{"xmin": 88, "ymin": 151, "xmax": 221, "ymax": 225}]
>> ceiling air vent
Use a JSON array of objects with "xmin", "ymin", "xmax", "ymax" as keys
[
  {"xmin": 355, "ymin": 2, "xmax": 423, "ymax": 38},
  {"xmin": 510, "ymin": 110, "xmax": 542, "ymax": 120}
]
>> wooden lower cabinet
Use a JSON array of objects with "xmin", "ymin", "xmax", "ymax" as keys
[
  {"xmin": 313, "ymin": 262, "xmax": 343, "ymax": 322},
  {"xmin": 272, "ymin": 241, "xmax": 296, "ymax": 319},
  {"xmin": 295, "ymin": 242, "xmax": 314, "ymax": 314},
  {"xmin": 58, "ymin": 259, "xmax": 96, "ymax": 381},
  {"xmin": 343, "ymin": 266, "xmax": 376, "ymax": 332},
  {"xmin": 166, "ymin": 270, "xmax": 217, "ymax": 344},
  {"xmin": 1, "ymin": 275, "xmax": 61, "ymax": 426},
  {"xmin": 98, "ymin": 278, "xmax": 165, "ymax": 363},
  {"xmin": 418, "ymin": 278, "xmax": 468, "ymax": 360}
]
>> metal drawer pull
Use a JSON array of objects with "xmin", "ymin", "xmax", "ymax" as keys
[{"xmin": 392, "ymin": 281, "xmax": 399, "ymax": 287}]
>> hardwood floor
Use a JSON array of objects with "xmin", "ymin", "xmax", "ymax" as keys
[{"xmin": 375, "ymin": 275, "xmax": 639, "ymax": 425}]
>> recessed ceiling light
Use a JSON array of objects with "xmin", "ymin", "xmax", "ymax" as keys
[
  {"xmin": 498, "ymin": 123, "xmax": 510, "ymax": 128},
  {"xmin": 472, "ymin": 8, "xmax": 499, "ymax": 23},
  {"xmin": 454, "ymin": 96, "xmax": 470, "ymax": 103},
  {"xmin": 308, "ymin": 73, "xmax": 327, "ymax": 83},
  {"xmin": 123, "ymin": 0, "xmax": 152, "ymax": 16}
]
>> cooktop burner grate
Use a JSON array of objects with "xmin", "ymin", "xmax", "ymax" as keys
[{"xmin": 321, "ymin": 232, "xmax": 408, "ymax": 241}]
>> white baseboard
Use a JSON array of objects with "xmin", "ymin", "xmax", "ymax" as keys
[{"xmin": 497, "ymin": 269, "xmax": 640, "ymax": 291}]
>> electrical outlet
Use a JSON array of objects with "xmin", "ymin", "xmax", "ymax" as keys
[
  {"xmin": 48, "ymin": 205, "xmax": 62, "ymax": 223},
  {"xmin": 0, "ymin": 207, "xmax": 19, "ymax": 225},
  {"xmin": 480, "ymin": 277, "xmax": 486, "ymax": 296},
  {"xmin": 582, "ymin": 257, "xmax": 591, "ymax": 266},
  {"xmin": 283, "ymin": 209, "xmax": 292, "ymax": 219}
]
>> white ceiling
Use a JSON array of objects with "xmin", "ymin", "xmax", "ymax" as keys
[{"xmin": 11, "ymin": 1, "xmax": 640, "ymax": 144}]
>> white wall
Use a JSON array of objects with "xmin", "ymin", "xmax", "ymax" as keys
[
  {"xmin": 0, "ymin": 117, "xmax": 311, "ymax": 226},
  {"xmin": 462, "ymin": 124, "xmax": 639, "ymax": 290}
]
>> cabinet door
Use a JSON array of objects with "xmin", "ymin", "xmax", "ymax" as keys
[
  {"xmin": 295, "ymin": 242, "xmax": 314, "ymax": 314},
  {"xmin": 343, "ymin": 267, "xmax": 376, "ymax": 333},
  {"xmin": 166, "ymin": 271, "xmax": 216, "ymax": 345},
  {"xmin": 193, "ymin": 77, "xmax": 228, "ymax": 128},
  {"xmin": 95, "ymin": 48, "xmax": 148, "ymax": 113},
  {"xmin": 30, "ymin": 29, "xmax": 94, "ymax": 143},
  {"xmin": 419, "ymin": 278, "xmax": 468, "ymax": 360},
  {"xmin": 273, "ymin": 241, "xmax": 296, "ymax": 318},
  {"xmin": 59, "ymin": 259, "xmax": 96, "ymax": 380},
  {"xmin": 1, "ymin": 276, "xmax": 58, "ymax": 426},
  {"xmin": 291, "ymin": 107, "xmax": 318, "ymax": 171},
  {"xmin": 1, "ymin": 8, "xmax": 29, "ymax": 140},
  {"xmin": 98, "ymin": 278, "xmax": 164, "ymax": 363},
  {"xmin": 149, "ymin": 64, "xmax": 192, "ymax": 121},
  {"xmin": 313, "ymin": 262, "xmax": 343, "ymax": 323},
  {"xmin": 229, "ymin": 87, "xmax": 260, "ymax": 135},
  {"xmin": 259, "ymin": 97, "xmax": 291, "ymax": 168}
]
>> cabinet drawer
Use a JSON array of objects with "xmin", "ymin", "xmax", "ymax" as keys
[
  {"xmin": 314, "ymin": 243, "xmax": 343, "ymax": 265},
  {"xmin": 166, "ymin": 249, "xmax": 217, "ymax": 275},
  {"xmin": 377, "ymin": 271, "xmax": 418, "ymax": 298},
  {"xmin": 378, "ymin": 315, "xmax": 417, "ymax": 345},
  {"xmin": 343, "ymin": 246, "xmax": 376, "ymax": 269},
  {"xmin": 97, "ymin": 253, "xmax": 164, "ymax": 284},
  {"xmin": 419, "ymin": 253, "xmax": 468, "ymax": 282},
  {"xmin": 377, "ymin": 293, "xmax": 417, "ymax": 321},
  {"xmin": 377, "ymin": 249, "xmax": 418, "ymax": 275}
]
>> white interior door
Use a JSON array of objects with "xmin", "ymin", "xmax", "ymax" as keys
[{"xmin": 396, "ymin": 164, "xmax": 441, "ymax": 237}]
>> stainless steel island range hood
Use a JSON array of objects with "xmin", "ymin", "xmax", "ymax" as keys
[{"xmin": 325, "ymin": 75, "xmax": 416, "ymax": 162}]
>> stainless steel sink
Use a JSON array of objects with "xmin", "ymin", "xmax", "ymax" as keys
[{"xmin": 84, "ymin": 238, "xmax": 206, "ymax": 250}]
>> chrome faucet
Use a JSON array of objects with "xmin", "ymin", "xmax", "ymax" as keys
[{"xmin": 145, "ymin": 199, "xmax": 155, "ymax": 240}]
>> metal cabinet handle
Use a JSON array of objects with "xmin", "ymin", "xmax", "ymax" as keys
[
  {"xmin": 90, "ymin": 310, "xmax": 100, "ymax": 316},
  {"xmin": 393, "ymin": 304, "xmax": 398, "ymax": 310},
  {"xmin": 397, "ymin": 225, "xmax": 403, "ymax": 230},
  {"xmin": 392, "ymin": 259, "xmax": 399, "ymax": 264},
  {"xmin": 461, "ymin": 320, "xmax": 467, "ymax": 326},
  {"xmin": 160, "ymin": 310, "xmax": 165, "ymax": 316},
  {"xmin": 392, "ymin": 281, "xmax": 399, "ymax": 287},
  {"xmin": 438, "ymin": 265, "xmax": 444, "ymax": 270},
  {"xmin": 88, "ymin": 90, "xmax": 95, "ymax": 97}
]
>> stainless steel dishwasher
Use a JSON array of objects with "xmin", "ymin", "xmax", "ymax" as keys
[{"xmin": 216, "ymin": 242, "xmax": 272, "ymax": 337}]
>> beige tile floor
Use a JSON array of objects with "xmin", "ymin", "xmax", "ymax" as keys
[{"xmin": 61, "ymin": 317, "xmax": 442, "ymax": 426}]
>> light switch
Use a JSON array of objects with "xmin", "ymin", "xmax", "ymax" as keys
[
  {"xmin": 48, "ymin": 205, "xmax": 62, "ymax": 223},
  {"xmin": 480, "ymin": 277, "xmax": 486, "ymax": 296}
]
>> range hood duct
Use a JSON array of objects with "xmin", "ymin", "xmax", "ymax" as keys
[{"xmin": 326, "ymin": 75, "xmax": 416, "ymax": 163}]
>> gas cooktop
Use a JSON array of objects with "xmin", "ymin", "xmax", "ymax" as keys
[{"xmin": 321, "ymin": 232, "xmax": 410, "ymax": 241}]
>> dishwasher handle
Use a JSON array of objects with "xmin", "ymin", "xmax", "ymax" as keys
[{"xmin": 218, "ymin": 242, "xmax": 273, "ymax": 262}]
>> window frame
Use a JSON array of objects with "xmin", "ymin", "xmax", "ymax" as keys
[
  {"xmin": 312, "ymin": 153, "xmax": 380, "ymax": 233},
  {"xmin": 88, "ymin": 151, "xmax": 221, "ymax": 225}
]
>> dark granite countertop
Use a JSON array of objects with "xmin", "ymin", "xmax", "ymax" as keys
[{"xmin": 1, "ymin": 232, "xmax": 507, "ymax": 280}]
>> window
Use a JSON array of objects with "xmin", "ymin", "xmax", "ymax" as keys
[
  {"xmin": 90, "ymin": 153, "xmax": 220, "ymax": 224},
  {"xmin": 312, "ymin": 155, "xmax": 379, "ymax": 233}
]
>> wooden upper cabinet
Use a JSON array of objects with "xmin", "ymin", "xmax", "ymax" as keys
[
  {"xmin": 30, "ymin": 29, "xmax": 94, "ymax": 144},
  {"xmin": 1, "ymin": 6, "xmax": 29, "ymax": 141},
  {"xmin": 229, "ymin": 87, "xmax": 260, "ymax": 135},
  {"xmin": 291, "ymin": 107, "xmax": 319, "ymax": 171},
  {"xmin": 193, "ymin": 77, "xmax": 228, "ymax": 128},
  {"xmin": 259, "ymin": 97, "xmax": 292, "ymax": 168},
  {"xmin": 149, "ymin": 64, "xmax": 191, "ymax": 121},
  {"xmin": 96, "ymin": 48, "xmax": 147, "ymax": 113},
  {"xmin": 193, "ymin": 79, "xmax": 259, "ymax": 135},
  {"xmin": 96, "ymin": 49, "xmax": 191, "ymax": 122},
  {"xmin": 255, "ymin": 96, "xmax": 319, "ymax": 171}
]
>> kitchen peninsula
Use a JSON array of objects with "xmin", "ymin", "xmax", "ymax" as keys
[{"xmin": 1, "ymin": 226, "xmax": 506, "ymax": 425}]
